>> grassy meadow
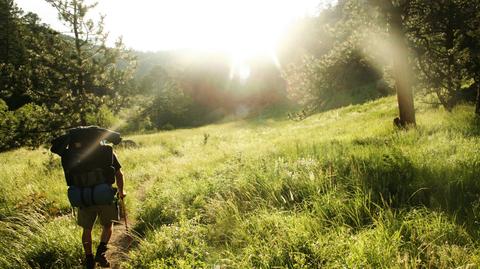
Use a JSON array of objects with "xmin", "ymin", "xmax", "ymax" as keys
[{"xmin": 1, "ymin": 96, "xmax": 480, "ymax": 268}]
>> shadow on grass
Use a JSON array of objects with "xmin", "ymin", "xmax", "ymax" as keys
[
  {"xmin": 354, "ymin": 151, "xmax": 480, "ymax": 231},
  {"xmin": 466, "ymin": 116, "xmax": 480, "ymax": 137}
]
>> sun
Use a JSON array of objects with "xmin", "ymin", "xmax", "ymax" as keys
[
  {"xmin": 190, "ymin": 0, "xmax": 319, "ymax": 79},
  {"xmin": 105, "ymin": 0, "xmax": 322, "ymax": 77}
]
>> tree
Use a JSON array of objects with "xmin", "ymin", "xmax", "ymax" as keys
[
  {"xmin": 406, "ymin": 0, "xmax": 480, "ymax": 111},
  {"xmin": 139, "ymin": 66, "xmax": 192, "ymax": 129},
  {"xmin": 0, "ymin": 0, "xmax": 136, "ymax": 151},
  {"xmin": 368, "ymin": 0, "xmax": 416, "ymax": 126},
  {"xmin": 45, "ymin": 0, "xmax": 136, "ymax": 125},
  {"xmin": 0, "ymin": 0, "xmax": 65, "ymax": 150},
  {"xmin": 282, "ymin": 1, "xmax": 388, "ymax": 111},
  {"xmin": 0, "ymin": 0, "xmax": 30, "ymax": 109},
  {"xmin": 0, "ymin": 0, "xmax": 25, "ymax": 66}
]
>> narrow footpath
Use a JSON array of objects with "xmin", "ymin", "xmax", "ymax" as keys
[
  {"xmin": 106, "ymin": 172, "xmax": 154, "ymax": 268},
  {"xmin": 107, "ymin": 221, "xmax": 134, "ymax": 269}
]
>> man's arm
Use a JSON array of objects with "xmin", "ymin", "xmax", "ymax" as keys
[{"xmin": 115, "ymin": 169, "xmax": 126, "ymax": 198}]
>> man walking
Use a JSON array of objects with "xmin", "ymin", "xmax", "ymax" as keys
[
  {"xmin": 79, "ymin": 155, "xmax": 125, "ymax": 268},
  {"xmin": 51, "ymin": 126, "xmax": 126, "ymax": 269}
]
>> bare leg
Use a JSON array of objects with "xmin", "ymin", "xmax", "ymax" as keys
[
  {"xmin": 100, "ymin": 223, "xmax": 113, "ymax": 244},
  {"xmin": 82, "ymin": 229, "xmax": 93, "ymax": 255},
  {"xmin": 95, "ymin": 223, "xmax": 113, "ymax": 267}
]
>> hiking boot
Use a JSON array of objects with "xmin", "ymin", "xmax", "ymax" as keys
[
  {"xmin": 85, "ymin": 254, "xmax": 95, "ymax": 269},
  {"xmin": 95, "ymin": 242, "xmax": 110, "ymax": 268}
]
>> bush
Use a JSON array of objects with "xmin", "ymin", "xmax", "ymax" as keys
[{"xmin": 0, "ymin": 101, "xmax": 53, "ymax": 151}]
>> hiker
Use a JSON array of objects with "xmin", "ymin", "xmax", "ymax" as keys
[{"xmin": 51, "ymin": 126, "xmax": 126, "ymax": 269}]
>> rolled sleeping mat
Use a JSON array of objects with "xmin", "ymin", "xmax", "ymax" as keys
[
  {"xmin": 67, "ymin": 183, "xmax": 116, "ymax": 207},
  {"xmin": 68, "ymin": 126, "xmax": 122, "ymax": 145},
  {"xmin": 51, "ymin": 126, "xmax": 122, "ymax": 156}
]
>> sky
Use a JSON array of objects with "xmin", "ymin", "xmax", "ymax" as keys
[{"xmin": 14, "ymin": 0, "xmax": 331, "ymax": 53}]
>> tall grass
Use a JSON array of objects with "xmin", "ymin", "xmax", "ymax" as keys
[
  {"xmin": 0, "ymin": 149, "xmax": 129, "ymax": 268},
  {"xmin": 0, "ymin": 212, "xmax": 84, "ymax": 268},
  {"xmin": 1, "ymin": 96, "xmax": 479, "ymax": 268},
  {"xmin": 124, "ymin": 97, "xmax": 480, "ymax": 268}
]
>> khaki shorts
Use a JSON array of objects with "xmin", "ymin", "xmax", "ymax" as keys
[{"xmin": 77, "ymin": 203, "xmax": 119, "ymax": 229}]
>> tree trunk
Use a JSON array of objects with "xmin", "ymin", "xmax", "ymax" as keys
[
  {"xmin": 476, "ymin": 85, "xmax": 480, "ymax": 116},
  {"xmin": 72, "ymin": 0, "xmax": 87, "ymax": 126},
  {"xmin": 389, "ymin": 3, "xmax": 416, "ymax": 127}
]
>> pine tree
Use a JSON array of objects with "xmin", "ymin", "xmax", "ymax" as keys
[
  {"xmin": 0, "ymin": 0, "xmax": 29, "ymax": 109},
  {"xmin": 406, "ymin": 0, "xmax": 480, "ymax": 112},
  {"xmin": 45, "ymin": 0, "xmax": 136, "ymax": 125}
]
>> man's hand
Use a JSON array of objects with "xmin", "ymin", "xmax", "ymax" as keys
[{"xmin": 118, "ymin": 191, "xmax": 127, "ymax": 199}]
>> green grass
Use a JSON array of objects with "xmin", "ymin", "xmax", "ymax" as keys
[{"xmin": 1, "ymin": 96, "xmax": 480, "ymax": 268}]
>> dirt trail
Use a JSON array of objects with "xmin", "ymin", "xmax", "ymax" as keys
[
  {"xmin": 106, "ymin": 220, "xmax": 134, "ymax": 269},
  {"xmin": 106, "ymin": 176, "xmax": 154, "ymax": 268}
]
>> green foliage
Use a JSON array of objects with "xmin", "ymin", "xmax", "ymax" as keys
[
  {"xmin": 43, "ymin": 0, "xmax": 137, "ymax": 124},
  {"xmin": 406, "ymin": 0, "xmax": 480, "ymax": 110},
  {"xmin": 284, "ymin": 0, "xmax": 479, "ymax": 116},
  {"xmin": 85, "ymin": 104, "xmax": 119, "ymax": 128},
  {"xmin": 0, "ymin": 99, "xmax": 16, "ymax": 149},
  {"xmin": 0, "ymin": 0, "xmax": 31, "ymax": 109},
  {"xmin": 282, "ymin": 1, "xmax": 390, "ymax": 111},
  {"xmin": 140, "ymin": 66, "xmax": 193, "ymax": 129},
  {"xmin": 133, "ymin": 51, "xmax": 291, "ymax": 132},
  {"xmin": 0, "ymin": 0, "xmax": 136, "ymax": 151},
  {"xmin": 0, "ymin": 99, "xmax": 56, "ymax": 150}
]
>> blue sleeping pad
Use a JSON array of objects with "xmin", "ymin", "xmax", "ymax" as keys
[{"xmin": 68, "ymin": 183, "xmax": 116, "ymax": 207}]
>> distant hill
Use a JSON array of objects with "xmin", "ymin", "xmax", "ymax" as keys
[{"xmin": 133, "ymin": 49, "xmax": 232, "ymax": 79}]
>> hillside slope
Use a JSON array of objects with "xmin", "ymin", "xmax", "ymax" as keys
[
  {"xmin": 1, "ymin": 96, "xmax": 479, "ymax": 268},
  {"xmin": 123, "ymin": 96, "xmax": 480, "ymax": 268}
]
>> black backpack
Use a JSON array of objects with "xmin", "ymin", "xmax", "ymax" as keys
[{"xmin": 51, "ymin": 126, "xmax": 122, "ymax": 207}]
